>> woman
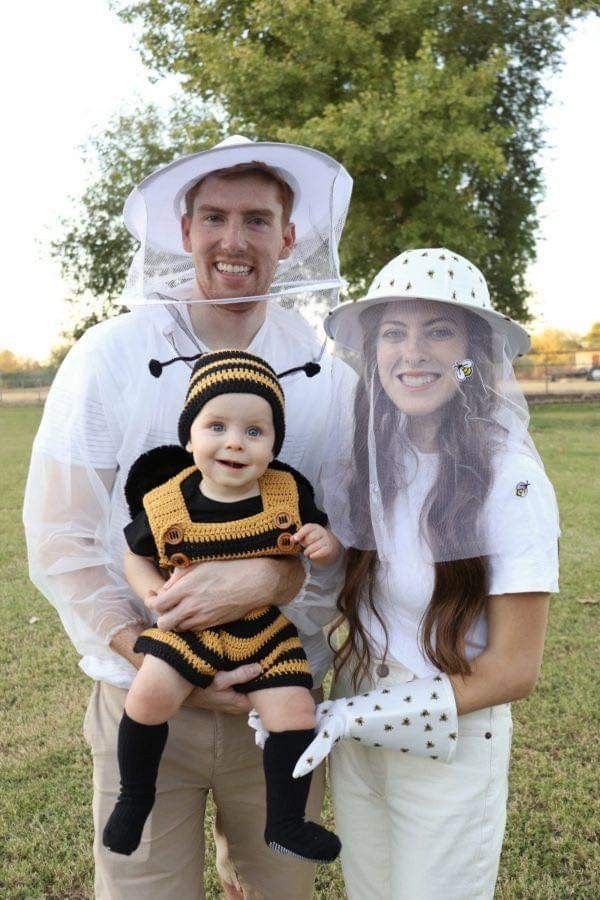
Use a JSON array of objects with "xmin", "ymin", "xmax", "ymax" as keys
[{"xmin": 295, "ymin": 249, "xmax": 559, "ymax": 898}]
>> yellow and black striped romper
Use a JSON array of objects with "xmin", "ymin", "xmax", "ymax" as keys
[{"xmin": 124, "ymin": 451, "xmax": 324, "ymax": 694}]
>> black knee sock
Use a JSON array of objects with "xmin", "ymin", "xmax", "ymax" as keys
[
  {"xmin": 102, "ymin": 712, "xmax": 169, "ymax": 855},
  {"xmin": 263, "ymin": 729, "xmax": 341, "ymax": 863}
]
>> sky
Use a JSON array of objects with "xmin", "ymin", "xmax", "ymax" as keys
[{"xmin": 2, "ymin": 4, "xmax": 599, "ymax": 361}]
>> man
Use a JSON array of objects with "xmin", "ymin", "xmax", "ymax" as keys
[{"xmin": 24, "ymin": 135, "xmax": 354, "ymax": 899}]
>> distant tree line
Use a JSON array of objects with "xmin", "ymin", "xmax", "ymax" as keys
[{"xmin": 0, "ymin": 346, "xmax": 71, "ymax": 387}]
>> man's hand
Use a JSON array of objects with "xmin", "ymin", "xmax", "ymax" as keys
[
  {"xmin": 184, "ymin": 664, "xmax": 262, "ymax": 715},
  {"xmin": 145, "ymin": 556, "xmax": 305, "ymax": 631}
]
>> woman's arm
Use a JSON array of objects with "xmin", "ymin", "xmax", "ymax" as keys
[{"xmin": 449, "ymin": 592, "xmax": 550, "ymax": 715}]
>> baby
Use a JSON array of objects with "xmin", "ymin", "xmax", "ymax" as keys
[{"xmin": 102, "ymin": 349, "xmax": 342, "ymax": 864}]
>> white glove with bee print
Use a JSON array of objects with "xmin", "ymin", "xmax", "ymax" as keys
[{"xmin": 289, "ymin": 673, "xmax": 458, "ymax": 778}]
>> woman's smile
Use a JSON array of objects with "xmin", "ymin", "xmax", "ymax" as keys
[{"xmin": 396, "ymin": 370, "xmax": 442, "ymax": 390}]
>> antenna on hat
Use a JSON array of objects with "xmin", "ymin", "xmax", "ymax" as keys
[
  {"xmin": 277, "ymin": 362, "xmax": 321, "ymax": 379},
  {"xmin": 148, "ymin": 353, "xmax": 204, "ymax": 378}
]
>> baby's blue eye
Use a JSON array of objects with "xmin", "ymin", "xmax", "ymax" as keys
[
  {"xmin": 247, "ymin": 426, "xmax": 262, "ymax": 437},
  {"xmin": 210, "ymin": 423, "xmax": 225, "ymax": 432}
]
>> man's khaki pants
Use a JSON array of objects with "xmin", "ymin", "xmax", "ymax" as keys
[{"xmin": 84, "ymin": 681, "xmax": 325, "ymax": 899}]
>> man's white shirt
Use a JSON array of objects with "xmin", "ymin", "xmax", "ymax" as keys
[{"xmin": 23, "ymin": 302, "xmax": 356, "ymax": 689}]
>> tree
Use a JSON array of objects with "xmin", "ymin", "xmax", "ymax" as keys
[
  {"xmin": 0, "ymin": 350, "xmax": 22, "ymax": 374},
  {"xmin": 55, "ymin": 1, "xmax": 598, "ymax": 336},
  {"xmin": 52, "ymin": 103, "xmax": 223, "ymax": 337},
  {"xmin": 530, "ymin": 328, "xmax": 582, "ymax": 364},
  {"xmin": 582, "ymin": 322, "xmax": 600, "ymax": 348},
  {"xmin": 48, "ymin": 343, "xmax": 73, "ymax": 369}
]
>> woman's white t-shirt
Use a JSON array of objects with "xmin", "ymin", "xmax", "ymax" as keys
[{"xmin": 362, "ymin": 449, "xmax": 560, "ymax": 678}]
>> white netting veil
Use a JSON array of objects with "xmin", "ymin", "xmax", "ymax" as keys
[
  {"xmin": 122, "ymin": 135, "xmax": 352, "ymax": 312},
  {"xmin": 321, "ymin": 248, "xmax": 558, "ymax": 564}
]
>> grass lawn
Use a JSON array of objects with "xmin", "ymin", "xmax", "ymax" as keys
[{"xmin": 1, "ymin": 403, "xmax": 598, "ymax": 899}]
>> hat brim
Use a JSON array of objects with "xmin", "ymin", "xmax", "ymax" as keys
[
  {"xmin": 324, "ymin": 293, "xmax": 531, "ymax": 360},
  {"xmin": 123, "ymin": 141, "xmax": 352, "ymax": 256}
]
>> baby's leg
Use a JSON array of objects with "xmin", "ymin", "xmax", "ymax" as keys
[
  {"xmin": 248, "ymin": 687, "xmax": 340, "ymax": 864},
  {"xmin": 127, "ymin": 655, "xmax": 195, "ymax": 723},
  {"xmin": 103, "ymin": 656, "xmax": 195, "ymax": 856},
  {"xmin": 248, "ymin": 686, "xmax": 315, "ymax": 733}
]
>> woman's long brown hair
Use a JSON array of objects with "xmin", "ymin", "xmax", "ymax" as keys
[{"xmin": 330, "ymin": 305, "xmax": 497, "ymax": 689}]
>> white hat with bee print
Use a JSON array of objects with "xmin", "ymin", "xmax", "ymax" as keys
[{"xmin": 325, "ymin": 248, "xmax": 530, "ymax": 360}]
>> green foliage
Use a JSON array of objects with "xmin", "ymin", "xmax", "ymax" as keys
[
  {"xmin": 56, "ymin": 1, "xmax": 598, "ymax": 335},
  {"xmin": 583, "ymin": 321, "xmax": 600, "ymax": 347},
  {"xmin": 53, "ymin": 103, "xmax": 224, "ymax": 336}
]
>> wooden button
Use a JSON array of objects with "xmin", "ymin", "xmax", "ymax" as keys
[
  {"xmin": 276, "ymin": 532, "xmax": 294, "ymax": 551},
  {"xmin": 170, "ymin": 552, "xmax": 191, "ymax": 568},
  {"xmin": 375, "ymin": 663, "xmax": 389, "ymax": 677},
  {"xmin": 164, "ymin": 525, "xmax": 184, "ymax": 545},
  {"xmin": 273, "ymin": 510, "xmax": 293, "ymax": 529}
]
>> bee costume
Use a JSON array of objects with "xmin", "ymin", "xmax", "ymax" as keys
[
  {"xmin": 103, "ymin": 347, "xmax": 342, "ymax": 864},
  {"xmin": 126, "ymin": 452, "xmax": 322, "ymax": 692},
  {"xmin": 125, "ymin": 349, "xmax": 325, "ymax": 693}
]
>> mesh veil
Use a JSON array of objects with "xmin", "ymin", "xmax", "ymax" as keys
[
  {"xmin": 322, "ymin": 299, "xmax": 548, "ymax": 564},
  {"xmin": 122, "ymin": 141, "xmax": 351, "ymax": 316}
]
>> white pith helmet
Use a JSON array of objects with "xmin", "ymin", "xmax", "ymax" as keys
[
  {"xmin": 123, "ymin": 134, "xmax": 353, "ymax": 256},
  {"xmin": 325, "ymin": 248, "xmax": 530, "ymax": 359}
]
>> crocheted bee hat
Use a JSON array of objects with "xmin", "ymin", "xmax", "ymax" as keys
[{"xmin": 149, "ymin": 348, "xmax": 320, "ymax": 457}]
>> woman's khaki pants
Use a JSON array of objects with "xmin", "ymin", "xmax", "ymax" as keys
[
  {"xmin": 330, "ymin": 659, "xmax": 512, "ymax": 900},
  {"xmin": 84, "ymin": 681, "xmax": 325, "ymax": 900}
]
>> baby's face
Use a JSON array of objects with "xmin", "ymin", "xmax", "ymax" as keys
[{"xmin": 187, "ymin": 393, "xmax": 275, "ymax": 490}]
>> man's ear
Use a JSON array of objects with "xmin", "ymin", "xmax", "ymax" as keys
[
  {"xmin": 279, "ymin": 221, "xmax": 296, "ymax": 261},
  {"xmin": 181, "ymin": 214, "xmax": 193, "ymax": 253}
]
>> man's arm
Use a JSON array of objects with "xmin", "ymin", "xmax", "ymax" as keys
[
  {"xmin": 146, "ymin": 555, "xmax": 305, "ymax": 631},
  {"xmin": 24, "ymin": 453, "xmax": 148, "ymax": 653}
]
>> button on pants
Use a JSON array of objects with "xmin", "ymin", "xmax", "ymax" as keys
[{"xmin": 330, "ymin": 659, "xmax": 512, "ymax": 900}]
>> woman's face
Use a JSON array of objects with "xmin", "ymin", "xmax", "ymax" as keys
[{"xmin": 376, "ymin": 299, "xmax": 469, "ymax": 418}]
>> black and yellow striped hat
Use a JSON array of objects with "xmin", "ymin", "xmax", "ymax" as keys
[
  {"xmin": 148, "ymin": 349, "xmax": 320, "ymax": 458},
  {"xmin": 178, "ymin": 350, "xmax": 286, "ymax": 454}
]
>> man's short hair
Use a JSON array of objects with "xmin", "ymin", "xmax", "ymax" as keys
[{"xmin": 184, "ymin": 161, "xmax": 295, "ymax": 224}]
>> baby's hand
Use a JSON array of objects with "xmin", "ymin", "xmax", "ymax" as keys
[{"xmin": 292, "ymin": 524, "xmax": 342, "ymax": 566}]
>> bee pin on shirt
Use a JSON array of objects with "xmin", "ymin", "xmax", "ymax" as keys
[{"xmin": 515, "ymin": 481, "xmax": 530, "ymax": 497}]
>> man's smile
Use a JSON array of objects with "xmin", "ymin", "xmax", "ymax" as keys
[{"xmin": 214, "ymin": 261, "xmax": 254, "ymax": 276}]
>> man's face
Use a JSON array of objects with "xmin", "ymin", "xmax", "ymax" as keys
[{"xmin": 181, "ymin": 174, "xmax": 295, "ymax": 306}]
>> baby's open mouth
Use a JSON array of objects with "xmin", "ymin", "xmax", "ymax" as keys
[{"xmin": 217, "ymin": 459, "xmax": 247, "ymax": 469}]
